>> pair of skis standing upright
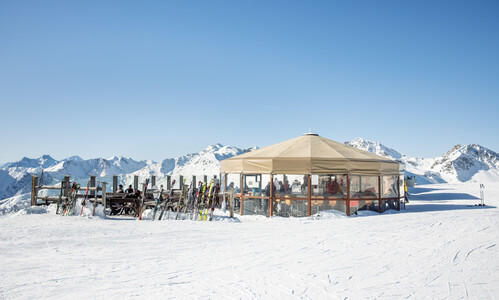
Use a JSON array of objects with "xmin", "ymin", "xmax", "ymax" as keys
[{"xmin": 55, "ymin": 179, "xmax": 100, "ymax": 217}]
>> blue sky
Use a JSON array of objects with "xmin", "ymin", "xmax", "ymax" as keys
[{"xmin": 1, "ymin": 0, "xmax": 498, "ymax": 162}]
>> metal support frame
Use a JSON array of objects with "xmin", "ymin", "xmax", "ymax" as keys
[
  {"xmin": 240, "ymin": 173, "xmax": 244, "ymax": 215},
  {"xmin": 269, "ymin": 174, "xmax": 274, "ymax": 217},
  {"xmin": 378, "ymin": 176, "xmax": 382, "ymax": 213},
  {"xmin": 346, "ymin": 174, "xmax": 351, "ymax": 216},
  {"xmin": 397, "ymin": 176, "xmax": 401, "ymax": 211},
  {"xmin": 307, "ymin": 174, "xmax": 312, "ymax": 217}
]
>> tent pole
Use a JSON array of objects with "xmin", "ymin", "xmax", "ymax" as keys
[
  {"xmin": 307, "ymin": 174, "xmax": 312, "ymax": 217},
  {"xmin": 378, "ymin": 176, "xmax": 382, "ymax": 213},
  {"xmin": 240, "ymin": 173, "xmax": 244, "ymax": 216},
  {"xmin": 397, "ymin": 176, "xmax": 401, "ymax": 211},
  {"xmin": 346, "ymin": 174, "xmax": 351, "ymax": 216},
  {"xmin": 269, "ymin": 174, "xmax": 274, "ymax": 217}
]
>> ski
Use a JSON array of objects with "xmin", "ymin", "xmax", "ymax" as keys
[
  {"xmin": 138, "ymin": 178, "xmax": 150, "ymax": 220},
  {"xmin": 92, "ymin": 181, "xmax": 101, "ymax": 216},
  {"xmin": 204, "ymin": 180, "xmax": 214, "ymax": 221},
  {"xmin": 151, "ymin": 185, "xmax": 164, "ymax": 221},
  {"xmin": 197, "ymin": 182, "xmax": 208, "ymax": 221},
  {"xmin": 208, "ymin": 182, "xmax": 220, "ymax": 221},
  {"xmin": 64, "ymin": 182, "xmax": 80, "ymax": 216},
  {"xmin": 183, "ymin": 180, "xmax": 195, "ymax": 214},
  {"xmin": 79, "ymin": 181, "xmax": 91, "ymax": 216},
  {"xmin": 158, "ymin": 179, "xmax": 175, "ymax": 220},
  {"xmin": 56, "ymin": 179, "xmax": 66, "ymax": 214},
  {"xmin": 191, "ymin": 181, "xmax": 203, "ymax": 220},
  {"xmin": 175, "ymin": 179, "xmax": 187, "ymax": 220},
  {"xmin": 201, "ymin": 180, "xmax": 214, "ymax": 221}
]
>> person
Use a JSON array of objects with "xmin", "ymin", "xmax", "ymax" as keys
[
  {"xmin": 279, "ymin": 181, "xmax": 285, "ymax": 193},
  {"xmin": 126, "ymin": 185, "xmax": 134, "ymax": 194},
  {"xmin": 327, "ymin": 177, "xmax": 333, "ymax": 194},
  {"xmin": 116, "ymin": 184, "xmax": 124, "ymax": 193},
  {"xmin": 265, "ymin": 183, "xmax": 271, "ymax": 197},
  {"xmin": 332, "ymin": 178, "xmax": 343, "ymax": 195},
  {"xmin": 283, "ymin": 180, "xmax": 290, "ymax": 193},
  {"xmin": 291, "ymin": 180, "xmax": 300, "ymax": 193},
  {"xmin": 274, "ymin": 178, "xmax": 280, "ymax": 192}
]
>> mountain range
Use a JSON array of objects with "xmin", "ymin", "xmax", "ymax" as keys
[{"xmin": 1, "ymin": 138, "xmax": 498, "ymax": 201}]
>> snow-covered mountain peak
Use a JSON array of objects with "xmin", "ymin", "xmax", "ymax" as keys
[
  {"xmin": 63, "ymin": 155, "xmax": 84, "ymax": 162},
  {"xmin": 204, "ymin": 143, "xmax": 224, "ymax": 152},
  {"xmin": 345, "ymin": 137, "xmax": 402, "ymax": 160},
  {"xmin": 3, "ymin": 155, "xmax": 58, "ymax": 169}
]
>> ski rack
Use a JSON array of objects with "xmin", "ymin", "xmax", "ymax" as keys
[{"xmin": 31, "ymin": 173, "xmax": 226, "ymax": 217}]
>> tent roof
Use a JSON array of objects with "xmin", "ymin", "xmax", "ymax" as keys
[{"xmin": 220, "ymin": 134, "xmax": 403, "ymax": 175}]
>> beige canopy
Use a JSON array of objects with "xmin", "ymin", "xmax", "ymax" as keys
[{"xmin": 220, "ymin": 134, "xmax": 403, "ymax": 175}]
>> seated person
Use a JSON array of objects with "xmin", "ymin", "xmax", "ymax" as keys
[
  {"xmin": 331, "ymin": 179, "xmax": 343, "ymax": 195},
  {"xmin": 126, "ymin": 185, "xmax": 134, "ymax": 194},
  {"xmin": 362, "ymin": 187, "xmax": 376, "ymax": 197},
  {"xmin": 116, "ymin": 184, "xmax": 124, "ymax": 193}
]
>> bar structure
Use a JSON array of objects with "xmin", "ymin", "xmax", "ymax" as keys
[{"xmin": 220, "ymin": 133, "xmax": 405, "ymax": 217}]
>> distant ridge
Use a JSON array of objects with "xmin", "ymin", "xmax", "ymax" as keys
[{"xmin": 1, "ymin": 139, "xmax": 498, "ymax": 200}]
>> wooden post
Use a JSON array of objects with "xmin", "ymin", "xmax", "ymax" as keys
[
  {"xmin": 229, "ymin": 185, "xmax": 234, "ymax": 218},
  {"xmin": 308, "ymin": 174, "xmax": 312, "ymax": 217},
  {"xmin": 346, "ymin": 174, "xmax": 351, "ymax": 216},
  {"xmin": 133, "ymin": 175, "xmax": 139, "ymax": 191},
  {"xmin": 102, "ymin": 182, "xmax": 107, "ymax": 215},
  {"xmin": 64, "ymin": 175, "xmax": 70, "ymax": 197},
  {"xmin": 113, "ymin": 175, "xmax": 118, "ymax": 193},
  {"xmin": 31, "ymin": 175, "xmax": 38, "ymax": 206},
  {"xmin": 90, "ymin": 175, "xmax": 96, "ymax": 197},
  {"xmin": 151, "ymin": 175, "xmax": 156, "ymax": 188},
  {"xmin": 240, "ymin": 173, "xmax": 244, "ymax": 216},
  {"xmin": 269, "ymin": 174, "xmax": 274, "ymax": 217},
  {"xmin": 378, "ymin": 176, "xmax": 382, "ymax": 213},
  {"xmin": 179, "ymin": 175, "xmax": 184, "ymax": 190},
  {"xmin": 192, "ymin": 175, "xmax": 196, "ymax": 188},
  {"xmin": 166, "ymin": 176, "xmax": 171, "ymax": 190},
  {"xmin": 204, "ymin": 175, "xmax": 207, "ymax": 183}
]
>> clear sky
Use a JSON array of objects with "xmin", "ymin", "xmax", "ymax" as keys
[{"xmin": 1, "ymin": 0, "xmax": 498, "ymax": 163}]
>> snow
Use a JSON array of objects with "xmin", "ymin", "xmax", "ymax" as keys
[{"xmin": 1, "ymin": 182, "xmax": 498, "ymax": 298}]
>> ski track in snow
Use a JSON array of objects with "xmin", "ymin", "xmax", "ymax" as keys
[{"xmin": 0, "ymin": 183, "xmax": 499, "ymax": 299}]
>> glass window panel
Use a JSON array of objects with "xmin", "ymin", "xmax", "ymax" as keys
[
  {"xmin": 382, "ymin": 176, "xmax": 399, "ymax": 198},
  {"xmin": 274, "ymin": 174, "xmax": 308, "ymax": 198},
  {"xmin": 243, "ymin": 198, "xmax": 268, "ymax": 216},
  {"xmin": 351, "ymin": 176, "xmax": 379, "ymax": 199},
  {"xmin": 226, "ymin": 174, "xmax": 241, "ymax": 194},
  {"xmin": 243, "ymin": 174, "xmax": 270, "ymax": 197},
  {"xmin": 311, "ymin": 199, "xmax": 346, "ymax": 214},
  {"xmin": 312, "ymin": 174, "xmax": 347, "ymax": 198},
  {"xmin": 351, "ymin": 199, "xmax": 379, "ymax": 214},
  {"xmin": 273, "ymin": 199, "xmax": 308, "ymax": 217}
]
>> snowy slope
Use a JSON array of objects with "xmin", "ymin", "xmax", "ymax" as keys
[{"xmin": 0, "ymin": 182, "xmax": 498, "ymax": 298}]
